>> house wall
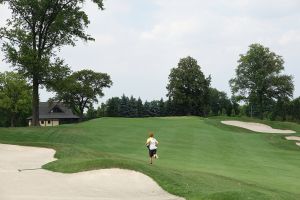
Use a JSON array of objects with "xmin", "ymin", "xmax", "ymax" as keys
[{"xmin": 28, "ymin": 120, "xmax": 60, "ymax": 127}]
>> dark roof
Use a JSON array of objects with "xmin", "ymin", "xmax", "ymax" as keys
[{"xmin": 27, "ymin": 102, "xmax": 80, "ymax": 120}]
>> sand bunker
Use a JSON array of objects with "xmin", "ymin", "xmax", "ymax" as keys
[
  {"xmin": 221, "ymin": 121, "xmax": 295, "ymax": 134},
  {"xmin": 285, "ymin": 136, "xmax": 300, "ymax": 147},
  {"xmin": 0, "ymin": 144, "xmax": 184, "ymax": 200},
  {"xmin": 285, "ymin": 136, "xmax": 300, "ymax": 142}
]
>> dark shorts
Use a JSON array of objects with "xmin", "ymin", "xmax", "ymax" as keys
[{"xmin": 149, "ymin": 149, "xmax": 157, "ymax": 157}]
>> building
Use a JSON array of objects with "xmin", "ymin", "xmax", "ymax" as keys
[{"xmin": 27, "ymin": 102, "xmax": 80, "ymax": 127}]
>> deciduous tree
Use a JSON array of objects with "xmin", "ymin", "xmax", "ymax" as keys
[
  {"xmin": 0, "ymin": 71, "xmax": 31, "ymax": 127},
  {"xmin": 167, "ymin": 56, "xmax": 211, "ymax": 116},
  {"xmin": 229, "ymin": 44, "xmax": 294, "ymax": 119},
  {"xmin": 52, "ymin": 69, "xmax": 112, "ymax": 120},
  {"xmin": 0, "ymin": 0, "xmax": 104, "ymax": 126}
]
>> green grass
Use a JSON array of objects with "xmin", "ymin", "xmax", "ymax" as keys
[{"xmin": 1, "ymin": 116, "xmax": 300, "ymax": 200}]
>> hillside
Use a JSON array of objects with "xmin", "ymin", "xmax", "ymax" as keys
[{"xmin": 1, "ymin": 117, "xmax": 300, "ymax": 200}]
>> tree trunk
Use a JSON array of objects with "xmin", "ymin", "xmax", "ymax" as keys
[
  {"xmin": 79, "ymin": 109, "xmax": 84, "ymax": 122},
  {"xmin": 10, "ymin": 112, "xmax": 15, "ymax": 127},
  {"xmin": 32, "ymin": 76, "xmax": 40, "ymax": 126}
]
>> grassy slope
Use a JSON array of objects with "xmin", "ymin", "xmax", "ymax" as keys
[{"xmin": 1, "ymin": 117, "xmax": 300, "ymax": 200}]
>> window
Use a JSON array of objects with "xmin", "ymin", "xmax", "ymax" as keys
[
  {"xmin": 48, "ymin": 120, "xmax": 51, "ymax": 124},
  {"xmin": 41, "ymin": 121, "xmax": 44, "ymax": 124},
  {"xmin": 52, "ymin": 106, "xmax": 63, "ymax": 113}
]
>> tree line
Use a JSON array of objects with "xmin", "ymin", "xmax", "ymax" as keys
[
  {"xmin": 0, "ymin": 1, "xmax": 299, "ymax": 126},
  {"xmin": 1, "ymin": 46, "xmax": 300, "ymax": 127},
  {"xmin": 87, "ymin": 91, "xmax": 238, "ymax": 118}
]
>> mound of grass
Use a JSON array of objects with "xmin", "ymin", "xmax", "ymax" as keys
[{"xmin": 1, "ymin": 117, "xmax": 300, "ymax": 200}]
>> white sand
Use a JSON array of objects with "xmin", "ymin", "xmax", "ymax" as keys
[
  {"xmin": 221, "ymin": 121, "xmax": 295, "ymax": 134},
  {"xmin": 285, "ymin": 136, "xmax": 300, "ymax": 142},
  {"xmin": 0, "ymin": 144, "xmax": 184, "ymax": 200}
]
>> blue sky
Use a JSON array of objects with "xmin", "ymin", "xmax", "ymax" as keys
[{"xmin": 1, "ymin": 0, "xmax": 300, "ymax": 104}]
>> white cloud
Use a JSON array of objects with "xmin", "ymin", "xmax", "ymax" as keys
[{"xmin": 1, "ymin": 0, "xmax": 300, "ymax": 102}]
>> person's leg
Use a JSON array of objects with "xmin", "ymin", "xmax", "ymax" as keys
[
  {"xmin": 149, "ymin": 150, "xmax": 153, "ymax": 164},
  {"xmin": 153, "ymin": 149, "xmax": 158, "ymax": 159}
]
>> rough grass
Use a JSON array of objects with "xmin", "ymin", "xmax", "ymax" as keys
[{"xmin": 1, "ymin": 116, "xmax": 300, "ymax": 200}]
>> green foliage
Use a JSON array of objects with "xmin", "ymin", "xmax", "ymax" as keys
[
  {"xmin": 290, "ymin": 97, "xmax": 300, "ymax": 121},
  {"xmin": 52, "ymin": 69, "xmax": 112, "ymax": 120},
  {"xmin": 1, "ymin": 117, "xmax": 300, "ymax": 199},
  {"xmin": 0, "ymin": 71, "xmax": 31, "ymax": 127},
  {"xmin": 106, "ymin": 97, "xmax": 121, "ymax": 117},
  {"xmin": 104, "ymin": 95, "xmax": 169, "ymax": 118},
  {"xmin": 229, "ymin": 44, "xmax": 294, "ymax": 119},
  {"xmin": 103, "ymin": 93, "xmax": 238, "ymax": 118},
  {"xmin": 209, "ymin": 88, "xmax": 235, "ymax": 116},
  {"xmin": 269, "ymin": 97, "xmax": 300, "ymax": 122},
  {"xmin": 96, "ymin": 103, "xmax": 106, "ymax": 117},
  {"xmin": 0, "ymin": 0, "xmax": 104, "ymax": 125},
  {"xmin": 167, "ymin": 56, "xmax": 211, "ymax": 116},
  {"xmin": 98, "ymin": 92, "xmax": 240, "ymax": 117},
  {"xmin": 85, "ymin": 106, "xmax": 97, "ymax": 120}
]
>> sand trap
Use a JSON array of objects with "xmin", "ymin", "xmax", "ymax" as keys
[
  {"xmin": 221, "ymin": 121, "xmax": 296, "ymax": 134},
  {"xmin": 285, "ymin": 137, "xmax": 300, "ymax": 147},
  {"xmin": 0, "ymin": 144, "xmax": 184, "ymax": 200},
  {"xmin": 285, "ymin": 136, "xmax": 300, "ymax": 142}
]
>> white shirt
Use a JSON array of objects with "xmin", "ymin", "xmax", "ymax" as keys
[{"xmin": 147, "ymin": 137, "xmax": 158, "ymax": 150}]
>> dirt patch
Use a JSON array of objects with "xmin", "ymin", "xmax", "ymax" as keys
[
  {"xmin": 221, "ymin": 121, "xmax": 295, "ymax": 134},
  {"xmin": 0, "ymin": 144, "xmax": 184, "ymax": 200}
]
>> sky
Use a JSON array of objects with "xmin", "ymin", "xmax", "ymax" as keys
[{"xmin": 0, "ymin": 0, "xmax": 300, "ymax": 104}]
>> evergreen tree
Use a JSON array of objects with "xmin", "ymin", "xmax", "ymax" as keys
[
  {"xmin": 136, "ymin": 97, "xmax": 144, "ymax": 117},
  {"xmin": 96, "ymin": 103, "xmax": 106, "ymax": 117},
  {"xmin": 149, "ymin": 101, "xmax": 160, "ymax": 117},
  {"xmin": 106, "ymin": 97, "xmax": 120, "ymax": 117},
  {"xmin": 120, "ymin": 95, "xmax": 130, "ymax": 117},
  {"xmin": 128, "ymin": 96, "xmax": 138, "ymax": 117},
  {"xmin": 143, "ymin": 101, "xmax": 151, "ymax": 117},
  {"xmin": 158, "ymin": 98, "xmax": 166, "ymax": 116}
]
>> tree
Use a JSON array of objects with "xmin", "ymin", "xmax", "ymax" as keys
[
  {"xmin": 106, "ymin": 97, "xmax": 120, "ymax": 117},
  {"xmin": 127, "ymin": 96, "xmax": 137, "ymax": 117},
  {"xmin": 143, "ymin": 101, "xmax": 151, "ymax": 117},
  {"xmin": 158, "ymin": 98, "xmax": 166, "ymax": 116},
  {"xmin": 209, "ymin": 88, "xmax": 232, "ymax": 116},
  {"xmin": 0, "ymin": 71, "xmax": 31, "ymax": 127},
  {"xmin": 167, "ymin": 56, "xmax": 211, "ymax": 116},
  {"xmin": 290, "ymin": 97, "xmax": 300, "ymax": 121},
  {"xmin": 119, "ymin": 94, "xmax": 130, "ymax": 117},
  {"xmin": 0, "ymin": 0, "xmax": 104, "ymax": 126},
  {"xmin": 136, "ymin": 97, "xmax": 144, "ymax": 117},
  {"xmin": 229, "ymin": 44, "xmax": 294, "ymax": 119},
  {"xmin": 86, "ymin": 106, "xmax": 97, "ymax": 120},
  {"xmin": 52, "ymin": 69, "xmax": 112, "ymax": 120},
  {"xmin": 96, "ymin": 103, "xmax": 106, "ymax": 117}
]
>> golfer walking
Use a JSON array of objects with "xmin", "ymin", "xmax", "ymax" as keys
[{"xmin": 146, "ymin": 132, "xmax": 159, "ymax": 164}]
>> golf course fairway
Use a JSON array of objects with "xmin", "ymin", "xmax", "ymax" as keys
[{"xmin": 1, "ymin": 117, "xmax": 300, "ymax": 200}]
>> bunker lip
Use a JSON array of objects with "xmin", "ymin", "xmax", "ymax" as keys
[
  {"xmin": 221, "ymin": 121, "xmax": 295, "ymax": 134},
  {"xmin": 0, "ymin": 144, "xmax": 184, "ymax": 200}
]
